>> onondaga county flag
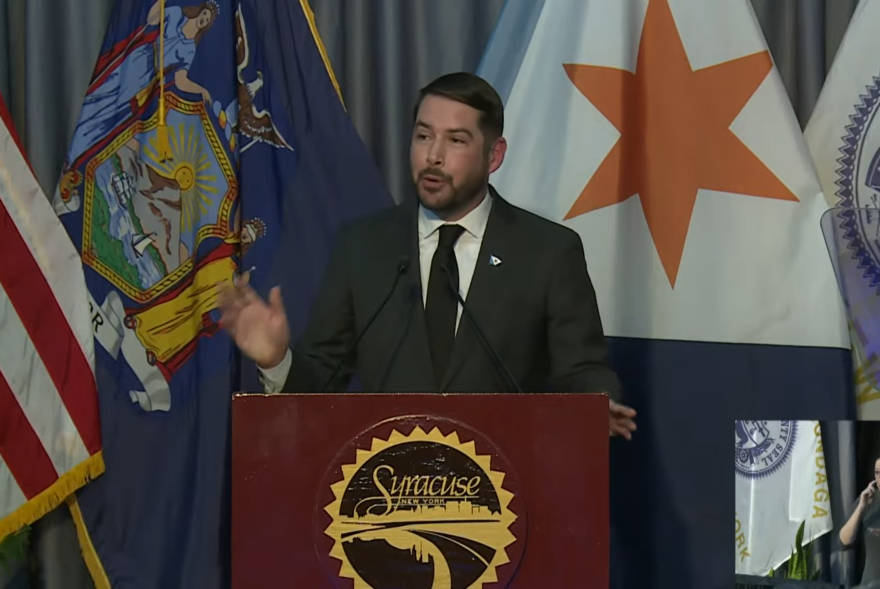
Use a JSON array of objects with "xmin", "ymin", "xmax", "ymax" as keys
[
  {"xmin": 804, "ymin": 0, "xmax": 880, "ymax": 420},
  {"xmin": 478, "ymin": 0, "xmax": 852, "ymax": 587},
  {"xmin": 734, "ymin": 421, "xmax": 832, "ymax": 575},
  {"xmin": 51, "ymin": 0, "xmax": 392, "ymax": 586}
]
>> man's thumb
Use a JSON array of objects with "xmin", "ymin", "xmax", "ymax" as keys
[{"xmin": 269, "ymin": 286, "xmax": 284, "ymax": 311}]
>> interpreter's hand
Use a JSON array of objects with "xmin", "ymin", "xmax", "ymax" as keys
[
  {"xmin": 218, "ymin": 273, "xmax": 290, "ymax": 369},
  {"xmin": 609, "ymin": 400, "xmax": 637, "ymax": 440},
  {"xmin": 860, "ymin": 481, "xmax": 877, "ymax": 511}
]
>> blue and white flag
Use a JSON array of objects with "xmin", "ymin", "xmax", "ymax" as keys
[{"xmin": 478, "ymin": 0, "xmax": 851, "ymax": 586}]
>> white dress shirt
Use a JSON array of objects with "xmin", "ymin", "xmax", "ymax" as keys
[
  {"xmin": 417, "ymin": 191, "xmax": 492, "ymax": 331},
  {"xmin": 259, "ymin": 192, "xmax": 493, "ymax": 393}
]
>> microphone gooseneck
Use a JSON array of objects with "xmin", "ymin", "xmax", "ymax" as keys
[
  {"xmin": 441, "ymin": 264, "xmax": 523, "ymax": 393},
  {"xmin": 375, "ymin": 283, "xmax": 421, "ymax": 391},
  {"xmin": 319, "ymin": 256, "xmax": 410, "ymax": 392}
]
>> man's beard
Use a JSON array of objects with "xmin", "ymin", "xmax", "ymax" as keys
[{"xmin": 415, "ymin": 167, "xmax": 487, "ymax": 215}]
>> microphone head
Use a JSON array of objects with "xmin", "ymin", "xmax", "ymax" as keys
[{"xmin": 396, "ymin": 256, "xmax": 411, "ymax": 274}]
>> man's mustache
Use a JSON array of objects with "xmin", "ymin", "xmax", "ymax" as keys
[{"xmin": 418, "ymin": 168, "xmax": 452, "ymax": 182}]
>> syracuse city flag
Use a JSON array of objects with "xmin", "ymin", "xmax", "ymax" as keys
[
  {"xmin": 0, "ymin": 94, "xmax": 103, "ymax": 539},
  {"xmin": 478, "ymin": 0, "xmax": 852, "ymax": 587},
  {"xmin": 805, "ymin": 0, "xmax": 880, "ymax": 420},
  {"xmin": 52, "ymin": 0, "xmax": 392, "ymax": 586},
  {"xmin": 734, "ymin": 421, "xmax": 831, "ymax": 575}
]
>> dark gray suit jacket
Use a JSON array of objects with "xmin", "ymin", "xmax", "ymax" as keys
[{"xmin": 282, "ymin": 186, "xmax": 621, "ymax": 398}]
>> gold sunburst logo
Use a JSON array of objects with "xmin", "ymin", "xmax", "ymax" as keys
[{"xmin": 324, "ymin": 426, "xmax": 518, "ymax": 589}]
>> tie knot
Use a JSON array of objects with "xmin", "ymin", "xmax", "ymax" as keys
[{"xmin": 438, "ymin": 224, "xmax": 465, "ymax": 249}]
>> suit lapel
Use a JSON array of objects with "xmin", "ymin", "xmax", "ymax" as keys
[{"xmin": 440, "ymin": 189, "xmax": 515, "ymax": 391}]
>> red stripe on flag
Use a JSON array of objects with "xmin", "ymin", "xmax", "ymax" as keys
[
  {"xmin": 0, "ymin": 371, "xmax": 59, "ymax": 499},
  {"xmin": 0, "ymin": 199, "xmax": 100, "ymax": 455}
]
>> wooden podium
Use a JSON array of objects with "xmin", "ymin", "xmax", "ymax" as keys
[{"xmin": 231, "ymin": 393, "xmax": 609, "ymax": 588}]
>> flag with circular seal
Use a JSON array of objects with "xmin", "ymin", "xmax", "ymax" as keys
[
  {"xmin": 734, "ymin": 420, "xmax": 831, "ymax": 575},
  {"xmin": 805, "ymin": 0, "xmax": 880, "ymax": 420},
  {"xmin": 49, "ymin": 0, "xmax": 392, "ymax": 585}
]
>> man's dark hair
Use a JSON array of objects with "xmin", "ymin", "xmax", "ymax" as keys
[{"xmin": 413, "ymin": 72, "xmax": 504, "ymax": 144}]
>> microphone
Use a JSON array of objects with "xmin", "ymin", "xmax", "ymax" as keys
[
  {"xmin": 320, "ymin": 256, "xmax": 410, "ymax": 392},
  {"xmin": 375, "ymin": 283, "xmax": 422, "ymax": 391},
  {"xmin": 441, "ymin": 265, "xmax": 523, "ymax": 393}
]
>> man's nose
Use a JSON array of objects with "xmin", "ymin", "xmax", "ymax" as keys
[{"xmin": 426, "ymin": 142, "xmax": 444, "ymax": 166}]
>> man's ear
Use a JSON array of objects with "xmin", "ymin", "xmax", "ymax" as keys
[{"xmin": 488, "ymin": 137, "xmax": 507, "ymax": 175}]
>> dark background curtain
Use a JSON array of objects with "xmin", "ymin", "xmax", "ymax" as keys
[
  {"xmin": 0, "ymin": 0, "xmax": 862, "ymax": 203},
  {"xmin": 0, "ymin": 0, "xmax": 865, "ymax": 587}
]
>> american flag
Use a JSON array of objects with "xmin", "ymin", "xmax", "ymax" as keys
[{"xmin": 0, "ymin": 94, "xmax": 103, "ymax": 539}]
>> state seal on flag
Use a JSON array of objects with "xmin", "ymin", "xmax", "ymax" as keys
[
  {"xmin": 833, "ymin": 77, "xmax": 880, "ymax": 287},
  {"xmin": 734, "ymin": 420, "xmax": 798, "ymax": 479}
]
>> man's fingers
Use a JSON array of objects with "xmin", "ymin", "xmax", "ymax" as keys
[
  {"xmin": 218, "ymin": 305, "xmax": 240, "ymax": 338},
  {"xmin": 223, "ymin": 289, "xmax": 248, "ymax": 318},
  {"xmin": 268, "ymin": 286, "xmax": 284, "ymax": 314},
  {"xmin": 238, "ymin": 282, "xmax": 262, "ymax": 305},
  {"xmin": 612, "ymin": 422, "xmax": 633, "ymax": 440},
  {"xmin": 610, "ymin": 418, "xmax": 635, "ymax": 440},
  {"xmin": 219, "ymin": 278, "xmax": 246, "ymax": 304},
  {"xmin": 232, "ymin": 272, "xmax": 258, "ymax": 300},
  {"xmin": 218, "ymin": 290, "xmax": 241, "ymax": 319},
  {"xmin": 610, "ymin": 402, "xmax": 637, "ymax": 418},
  {"xmin": 217, "ymin": 278, "xmax": 254, "ymax": 339},
  {"xmin": 217, "ymin": 280, "xmax": 235, "ymax": 306},
  {"xmin": 608, "ymin": 399, "xmax": 637, "ymax": 441},
  {"xmin": 616, "ymin": 418, "xmax": 636, "ymax": 433},
  {"xmin": 221, "ymin": 274, "xmax": 264, "ymax": 310}
]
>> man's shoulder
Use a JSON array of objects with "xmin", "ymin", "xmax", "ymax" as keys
[
  {"xmin": 338, "ymin": 202, "xmax": 410, "ymax": 242},
  {"xmin": 499, "ymin": 196, "xmax": 583, "ymax": 250}
]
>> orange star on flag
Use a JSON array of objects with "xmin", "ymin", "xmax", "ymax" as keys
[{"xmin": 563, "ymin": 0, "xmax": 798, "ymax": 287}]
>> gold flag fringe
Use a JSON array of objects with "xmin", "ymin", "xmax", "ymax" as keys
[
  {"xmin": 299, "ymin": 0, "xmax": 345, "ymax": 109},
  {"xmin": 0, "ymin": 2, "xmax": 354, "ymax": 584},
  {"xmin": 0, "ymin": 451, "xmax": 105, "ymax": 541},
  {"xmin": 69, "ymin": 496, "xmax": 111, "ymax": 589}
]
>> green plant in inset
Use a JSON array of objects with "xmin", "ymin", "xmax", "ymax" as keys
[{"xmin": 767, "ymin": 520, "xmax": 821, "ymax": 580}]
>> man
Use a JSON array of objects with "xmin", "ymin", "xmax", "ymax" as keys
[
  {"xmin": 219, "ymin": 72, "xmax": 637, "ymax": 438},
  {"xmin": 841, "ymin": 458, "xmax": 880, "ymax": 585}
]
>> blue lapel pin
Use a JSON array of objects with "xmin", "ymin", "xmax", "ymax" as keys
[{"xmin": 489, "ymin": 255, "xmax": 502, "ymax": 267}]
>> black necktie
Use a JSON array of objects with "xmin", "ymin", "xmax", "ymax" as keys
[{"xmin": 425, "ymin": 224, "xmax": 465, "ymax": 385}]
